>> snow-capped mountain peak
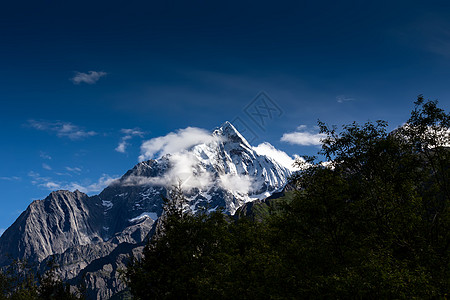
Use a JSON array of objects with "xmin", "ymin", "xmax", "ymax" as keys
[
  {"xmin": 0, "ymin": 121, "xmax": 295, "ymax": 299},
  {"xmin": 212, "ymin": 121, "xmax": 252, "ymax": 149},
  {"xmin": 103, "ymin": 121, "xmax": 292, "ymax": 221}
]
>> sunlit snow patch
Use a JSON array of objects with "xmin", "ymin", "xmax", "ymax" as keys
[
  {"xmin": 102, "ymin": 200, "xmax": 113, "ymax": 209},
  {"xmin": 129, "ymin": 212, "xmax": 158, "ymax": 223}
]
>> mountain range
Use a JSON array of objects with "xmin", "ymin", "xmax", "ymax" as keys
[{"xmin": 0, "ymin": 122, "xmax": 294, "ymax": 299}]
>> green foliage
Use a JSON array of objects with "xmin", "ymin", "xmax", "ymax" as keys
[
  {"xmin": 38, "ymin": 258, "xmax": 85, "ymax": 300},
  {"xmin": 0, "ymin": 258, "xmax": 84, "ymax": 300},
  {"xmin": 0, "ymin": 260, "xmax": 39, "ymax": 300},
  {"xmin": 126, "ymin": 96, "xmax": 450, "ymax": 299}
]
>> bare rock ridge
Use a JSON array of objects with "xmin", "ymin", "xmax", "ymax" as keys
[
  {"xmin": 0, "ymin": 190, "xmax": 103, "ymax": 266},
  {"xmin": 0, "ymin": 121, "xmax": 293, "ymax": 299}
]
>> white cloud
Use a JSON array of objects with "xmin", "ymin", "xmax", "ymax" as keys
[
  {"xmin": 120, "ymin": 175, "xmax": 159, "ymax": 187},
  {"xmin": 253, "ymin": 142, "xmax": 301, "ymax": 171},
  {"xmin": 40, "ymin": 151, "xmax": 52, "ymax": 160},
  {"xmin": 281, "ymin": 125, "xmax": 326, "ymax": 146},
  {"xmin": 167, "ymin": 152, "xmax": 213, "ymax": 191},
  {"xmin": 116, "ymin": 128, "xmax": 145, "ymax": 154},
  {"xmin": 42, "ymin": 163, "xmax": 52, "ymax": 170},
  {"xmin": 121, "ymin": 152, "xmax": 213, "ymax": 192},
  {"xmin": 336, "ymin": 95, "xmax": 355, "ymax": 103},
  {"xmin": 28, "ymin": 172, "xmax": 60, "ymax": 190},
  {"xmin": 218, "ymin": 173, "xmax": 253, "ymax": 195},
  {"xmin": 71, "ymin": 71, "xmax": 107, "ymax": 84},
  {"xmin": 121, "ymin": 128, "xmax": 145, "ymax": 136},
  {"xmin": 55, "ymin": 172, "xmax": 71, "ymax": 176},
  {"xmin": 28, "ymin": 171, "xmax": 51, "ymax": 185},
  {"xmin": 66, "ymin": 167, "xmax": 82, "ymax": 173},
  {"xmin": 115, "ymin": 141, "xmax": 128, "ymax": 153},
  {"xmin": 42, "ymin": 181, "xmax": 61, "ymax": 190},
  {"xmin": 28, "ymin": 170, "xmax": 118, "ymax": 194},
  {"xmin": 28, "ymin": 120, "xmax": 97, "ymax": 140},
  {"xmin": 137, "ymin": 127, "xmax": 226, "ymax": 191},
  {"xmin": 67, "ymin": 174, "xmax": 119, "ymax": 194},
  {"xmin": 139, "ymin": 127, "xmax": 218, "ymax": 161},
  {"xmin": 0, "ymin": 176, "xmax": 21, "ymax": 181}
]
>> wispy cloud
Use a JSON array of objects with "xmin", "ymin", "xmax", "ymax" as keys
[
  {"xmin": 135, "ymin": 127, "xmax": 224, "ymax": 192},
  {"xmin": 139, "ymin": 127, "xmax": 217, "ymax": 161},
  {"xmin": 253, "ymin": 142, "xmax": 301, "ymax": 171},
  {"xmin": 40, "ymin": 151, "xmax": 52, "ymax": 160},
  {"xmin": 71, "ymin": 71, "xmax": 107, "ymax": 84},
  {"xmin": 407, "ymin": 17, "xmax": 450, "ymax": 59},
  {"xmin": 122, "ymin": 152, "xmax": 214, "ymax": 192},
  {"xmin": 28, "ymin": 120, "xmax": 97, "ymax": 140},
  {"xmin": 0, "ymin": 176, "xmax": 21, "ymax": 181},
  {"xmin": 28, "ymin": 171, "xmax": 118, "ymax": 194},
  {"xmin": 281, "ymin": 125, "xmax": 326, "ymax": 146},
  {"xmin": 115, "ymin": 128, "xmax": 145, "ymax": 153},
  {"xmin": 66, "ymin": 175, "xmax": 119, "ymax": 194},
  {"xmin": 336, "ymin": 95, "xmax": 355, "ymax": 103},
  {"xmin": 134, "ymin": 126, "xmax": 299, "ymax": 195},
  {"xmin": 115, "ymin": 142, "xmax": 127, "ymax": 153},
  {"xmin": 218, "ymin": 173, "xmax": 253, "ymax": 195},
  {"xmin": 427, "ymin": 27, "xmax": 450, "ymax": 59},
  {"xmin": 42, "ymin": 163, "xmax": 52, "ymax": 170},
  {"xmin": 66, "ymin": 166, "xmax": 82, "ymax": 173},
  {"xmin": 42, "ymin": 181, "xmax": 60, "ymax": 190},
  {"xmin": 28, "ymin": 171, "xmax": 52, "ymax": 186}
]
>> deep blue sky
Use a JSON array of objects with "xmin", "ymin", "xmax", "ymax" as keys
[{"xmin": 1, "ymin": 0, "xmax": 449, "ymax": 233}]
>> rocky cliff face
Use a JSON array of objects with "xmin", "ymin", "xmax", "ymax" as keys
[
  {"xmin": 0, "ymin": 190, "xmax": 103, "ymax": 266},
  {"xmin": 0, "ymin": 122, "xmax": 293, "ymax": 299}
]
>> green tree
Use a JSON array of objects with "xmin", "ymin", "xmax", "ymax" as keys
[
  {"xmin": 125, "ymin": 184, "xmax": 235, "ymax": 299},
  {"xmin": 126, "ymin": 183, "xmax": 280, "ymax": 299},
  {"xmin": 0, "ymin": 258, "xmax": 84, "ymax": 300},
  {"xmin": 126, "ymin": 96, "xmax": 449, "ymax": 299},
  {"xmin": 38, "ymin": 258, "xmax": 85, "ymax": 300},
  {"xmin": 269, "ymin": 96, "xmax": 450, "ymax": 298},
  {"xmin": 0, "ymin": 259, "xmax": 39, "ymax": 300}
]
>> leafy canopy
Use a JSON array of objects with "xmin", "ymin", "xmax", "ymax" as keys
[{"xmin": 126, "ymin": 96, "xmax": 450, "ymax": 299}]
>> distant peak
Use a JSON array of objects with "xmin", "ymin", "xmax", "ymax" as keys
[
  {"xmin": 213, "ymin": 121, "xmax": 251, "ymax": 147},
  {"xmin": 219, "ymin": 121, "xmax": 239, "ymax": 134},
  {"xmin": 46, "ymin": 189, "xmax": 87, "ymax": 201}
]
